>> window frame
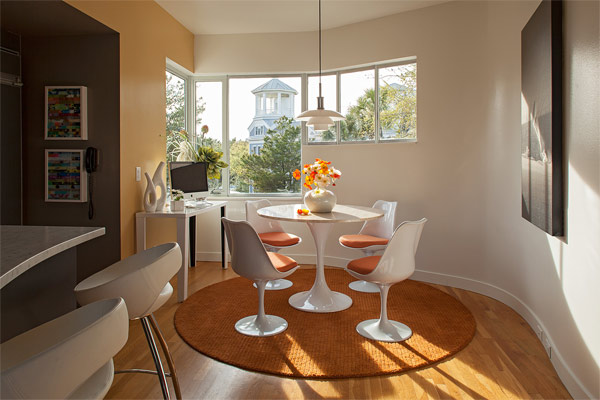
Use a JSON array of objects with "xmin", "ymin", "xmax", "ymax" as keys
[{"xmin": 170, "ymin": 58, "xmax": 416, "ymax": 197}]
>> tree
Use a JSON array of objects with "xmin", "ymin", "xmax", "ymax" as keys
[
  {"xmin": 229, "ymin": 138, "xmax": 250, "ymax": 193},
  {"xmin": 341, "ymin": 88, "xmax": 375, "ymax": 141},
  {"xmin": 166, "ymin": 72, "xmax": 185, "ymax": 133},
  {"xmin": 238, "ymin": 116, "xmax": 301, "ymax": 193},
  {"xmin": 379, "ymin": 66, "xmax": 416, "ymax": 139}
]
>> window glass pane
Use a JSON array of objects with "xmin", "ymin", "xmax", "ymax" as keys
[
  {"xmin": 340, "ymin": 69, "xmax": 375, "ymax": 142},
  {"xmin": 196, "ymin": 81, "xmax": 224, "ymax": 193},
  {"xmin": 378, "ymin": 63, "xmax": 417, "ymax": 140},
  {"xmin": 228, "ymin": 77, "xmax": 302, "ymax": 195},
  {"xmin": 166, "ymin": 71, "xmax": 186, "ymax": 162},
  {"xmin": 307, "ymin": 74, "xmax": 336, "ymax": 143}
]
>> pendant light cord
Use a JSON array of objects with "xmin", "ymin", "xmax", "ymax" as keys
[
  {"xmin": 319, "ymin": 0, "xmax": 322, "ymax": 83},
  {"xmin": 318, "ymin": 0, "xmax": 323, "ymax": 105}
]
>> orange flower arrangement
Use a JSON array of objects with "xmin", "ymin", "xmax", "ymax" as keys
[{"xmin": 293, "ymin": 158, "xmax": 342, "ymax": 191}]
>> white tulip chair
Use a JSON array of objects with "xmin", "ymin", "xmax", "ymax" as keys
[
  {"xmin": 245, "ymin": 199, "xmax": 302, "ymax": 290},
  {"xmin": 339, "ymin": 200, "xmax": 397, "ymax": 293},
  {"xmin": 1, "ymin": 298, "xmax": 128, "ymax": 399},
  {"xmin": 222, "ymin": 218, "xmax": 300, "ymax": 336},
  {"xmin": 345, "ymin": 218, "xmax": 426, "ymax": 342}
]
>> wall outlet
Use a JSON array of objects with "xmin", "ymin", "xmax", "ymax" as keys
[
  {"xmin": 135, "ymin": 167, "xmax": 141, "ymax": 182},
  {"xmin": 543, "ymin": 336, "xmax": 552, "ymax": 359}
]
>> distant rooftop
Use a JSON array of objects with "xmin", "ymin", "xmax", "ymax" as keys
[{"xmin": 251, "ymin": 78, "xmax": 298, "ymax": 95}]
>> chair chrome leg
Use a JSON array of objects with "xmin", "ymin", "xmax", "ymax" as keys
[
  {"xmin": 141, "ymin": 317, "xmax": 171, "ymax": 400},
  {"xmin": 149, "ymin": 313, "xmax": 182, "ymax": 400}
]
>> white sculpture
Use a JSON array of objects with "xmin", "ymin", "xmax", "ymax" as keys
[
  {"xmin": 152, "ymin": 161, "xmax": 166, "ymax": 211},
  {"xmin": 143, "ymin": 172, "xmax": 157, "ymax": 212}
]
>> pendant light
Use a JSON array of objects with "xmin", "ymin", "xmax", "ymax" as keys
[{"xmin": 296, "ymin": 0, "xmax": 345, "ymax": 132}]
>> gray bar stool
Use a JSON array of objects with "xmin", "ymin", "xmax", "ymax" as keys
[
  {"xmin": 1, "ymin": 298, "xmax": 128, "ymax": 399},
  {"xmin": 74, "ymin": 243, "xmax": 182, "ymax": 400}
]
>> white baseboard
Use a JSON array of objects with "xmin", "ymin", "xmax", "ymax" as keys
[{"xmin": 195, "ymin": 251, "xmax": 591, "ymax": 399}]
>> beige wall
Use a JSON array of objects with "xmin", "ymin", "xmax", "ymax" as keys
[
  {"xmin": 65, "ymin": 0, "xmax": 194, "ymax": 258},
  {"xmin": 195, "ymin": 1, "xmax": 599, "ymax": 397}
]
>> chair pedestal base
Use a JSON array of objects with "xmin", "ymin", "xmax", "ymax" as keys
[
  {"xmin": 349, "ymin": 280, "xmax": 380, "ymax": 293},
  {"xmin": 356, "ymin": 319, "xmax": 412, "ymax": 342},
  {"xmin": 235, "ymin": 315, "xmax": 288, "ymax": 337},
  {"xmin": 253, "ymin": 279, "xmax": 293, "ymax": 290}
]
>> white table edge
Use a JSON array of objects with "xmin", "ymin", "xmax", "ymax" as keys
[{"xmin": 257, "ymin": 204, "xmax": 384, "ymax": 223}]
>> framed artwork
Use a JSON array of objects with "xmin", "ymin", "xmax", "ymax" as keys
[
  {"xmin": 521, "ymin": 0, "xmax": 563, "ymax": 236},
  {"xmin": 45, "ymin": 150, "xmax": 87, "ymax": 202},
  {"xmin": 45, "ymin": 86, "xmax": 87, "ymax": 140}
]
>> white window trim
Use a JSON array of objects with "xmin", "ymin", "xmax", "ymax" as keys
[{"xmin": 171, "ymin": 57, "xmax": 417, "ymax": 197}]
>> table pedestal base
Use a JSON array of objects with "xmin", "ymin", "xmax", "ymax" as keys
[{"xmin": 289, "ymin": 289, "xmax": 352, "ymax": 313}]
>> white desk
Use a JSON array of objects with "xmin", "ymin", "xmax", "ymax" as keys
[
  {"xmin": 258, "ymin": 204, "xmax": 383, "ymax": 313},
  {"xmin": 135, "ymin": 201, "xmax": 227, "ymax": 302}
]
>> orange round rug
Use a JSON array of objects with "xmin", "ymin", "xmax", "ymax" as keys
[{"xmin": 174, "ymin": 269, "xmax": 476, "ymax": 379}]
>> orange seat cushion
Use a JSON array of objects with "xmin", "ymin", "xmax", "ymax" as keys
[
  {"xmin": 347, "ymin": 256, "xmax": 381, "ymax": 275},
  {"xmin": 339, "ymin": 234, "xmax": 388, "ymax": 248},
  {"xmin": 267, "ymin": 252, "xmax": 298, "ymax": 272},
  {"xmin": 259, "ymin": 232, "xmax": 300, "ymax": 247}
]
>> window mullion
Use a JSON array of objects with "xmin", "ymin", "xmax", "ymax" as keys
[
  {"xmin": 223, "ymin": 77, "xmax": 230, "ymax": 196},
  {"xmin": 374, "ymin": 66, "xmax": 379, "ymax": 144},
  {"xmin": 336, "ymin": 71, "xmax": 341, "ymax": 145},
  {"xmin": 301, "ymin": 73, "xmax": 308, "ymax": 146},
  {"xmin": 187, "ymin": 75, "xmax": 195, "ymax": 147}
]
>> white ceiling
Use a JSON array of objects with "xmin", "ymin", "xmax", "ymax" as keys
[{"xmin": 155, "ymin": 0, "xmax": 448, "ymax": 35}]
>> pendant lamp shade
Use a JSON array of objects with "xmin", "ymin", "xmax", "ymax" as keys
[{"xmin": 296, "ymin": 0, "xmax": 344, "ymax": 132}]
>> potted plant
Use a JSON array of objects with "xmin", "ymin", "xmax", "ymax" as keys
[
  {"xmin": 169, "ymin": 126, "xmax": 228, "ymax": 180},
  {"xmin": 170, "ymin": 189, "xmax": 185, "ymax": 212}
]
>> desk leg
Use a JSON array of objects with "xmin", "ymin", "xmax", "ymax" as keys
[
  {"xmin": 189, "ymin": 216, "xmax": 196, "ymax": 267},
  {"xmin": 221, "ymin": 206, "xmax": 228, "ymax": 269},
  {"xmin": 176, "ymin": 218, "xmax": 189, "ymax": 302},
  {"xmin": 136, "ymin": 214, "xmax": 147, "ymax": 253}
]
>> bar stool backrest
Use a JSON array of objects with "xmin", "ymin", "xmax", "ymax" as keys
[
  {"xmin": 75, "ymin": 243, "xmax": 181, "ymax": 319},
  {"xmin": 1, "ymin": 298, "xmax": 128, "ymax": 399}
]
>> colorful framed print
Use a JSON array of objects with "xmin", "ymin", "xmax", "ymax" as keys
[
  {"xmin": 45, "ymin": 86, "xmax": 88, "ymax": 140},
  {"xmin": 45, "ymin": 150, "xmax": 87, "ymax": 202}
]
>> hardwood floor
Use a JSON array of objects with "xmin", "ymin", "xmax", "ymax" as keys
[{"xmin": 106, "ymin": 262, "xmax": 572, "ymax": 399}]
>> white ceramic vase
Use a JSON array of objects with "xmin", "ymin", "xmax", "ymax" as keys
[
  {"xmin": 152, "ymin": 161, "xmax": 166, "ymax": 211},
  {"xmin": 304, "ymin": 185, "xmax": 337, "ymax": 213},
  {"xmin": 143, "ymin": 172, "xmax": 157, "ymax": 212}
]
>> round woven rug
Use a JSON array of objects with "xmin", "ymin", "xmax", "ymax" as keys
[{"xmin": 174, "ymin": 269, "xmax": 476, "ymax": 379}]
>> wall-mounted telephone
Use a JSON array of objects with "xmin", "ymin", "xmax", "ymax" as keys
[{"xmin": 86, "ymin": 147, "xmax": 98, "ymax": 173}]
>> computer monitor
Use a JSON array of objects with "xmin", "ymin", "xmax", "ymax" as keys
[{"xmin": 169, "ymin": 161, "xmax": 210, "ymax": 201}]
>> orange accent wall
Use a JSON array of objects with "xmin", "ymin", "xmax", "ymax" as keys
[{"xmin": 65, "ymin": 0, "xmax": 194, "ymax": 258}]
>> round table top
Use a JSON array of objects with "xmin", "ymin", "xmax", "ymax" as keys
[{"xmin": 257, "ymin": 204, "xmax": 384, "ymax": 224}]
